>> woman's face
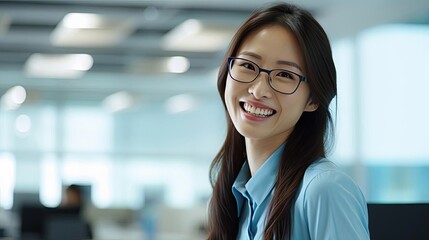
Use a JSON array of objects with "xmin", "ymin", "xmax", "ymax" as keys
[{"xmin": 224, "ymin": 24, "xmax": 317, "ymax": 145}]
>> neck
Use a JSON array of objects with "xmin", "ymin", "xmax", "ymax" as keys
[{"xmin": 245, "ymin": 136, "xmax": 286, "ymax": 176}]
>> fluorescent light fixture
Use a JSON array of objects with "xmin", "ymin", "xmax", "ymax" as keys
[
  {"xmin": 165, "ymin": 94, "xmax": 198, "ymax": 114},
  {"xmin": 51, "ymin": 12, "xmax": 135, "ymax": 47},
  {"xmin": 15, "ymin": 114, "xmax": 32, "ymax": 134},
  {"xmin": 163, "ymin": 19, "xmax": 236, "ymax": 52},
  {"xmin": 173, "ymin": 19, "xmax": 202, "ymax": 36},
  {"xmin": 102, "ymin": 91, "xmax": 135, "ymax": 113},
  {"xmin": 128, "ymin": 56, "xmax": 190, "ymax": 74},
  {"xmin": 1, "ymin": 85, "xmax": 26, "ymax": 110},
  {"xmin": 62, "ymin": 13, "xmax": 103, "ymax": 29},
  {"xmin": 24, "ymin": 53, "xmax": 93, "ymax": 78},
  {"xmin": 167, "ymin": 56, "xmax": 190, "ymax": 73}
]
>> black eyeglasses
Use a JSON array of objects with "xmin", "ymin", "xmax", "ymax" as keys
[{"xmin": 227, "ymin": 57, "xmax": 307, "ymax": 94}]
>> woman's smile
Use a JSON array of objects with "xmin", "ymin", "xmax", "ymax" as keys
[{"xmin": 239, "ymin": 100, "xmax": 276, "ymax": 121}]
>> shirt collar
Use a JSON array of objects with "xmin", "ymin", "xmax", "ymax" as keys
[
  {"xmin": 232, "ymin": 142, "xmax": 286, "ymax": 217},
  {"xmin": 232, "ymin": 162, "xmax": 250, "ymax": 216}
]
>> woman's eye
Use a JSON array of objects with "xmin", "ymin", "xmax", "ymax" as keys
[
  {"xmin": 240, "ymin": 63, "xmax": 255, "ymax": 71},
  {"xmin": 277, "ymin": 71, "xmax": 293, "ymax": 79}
]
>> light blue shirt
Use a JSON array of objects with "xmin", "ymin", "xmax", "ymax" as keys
[{"xmin": 232, "ymin": 144, "xmax": 370, "ymax": 240}]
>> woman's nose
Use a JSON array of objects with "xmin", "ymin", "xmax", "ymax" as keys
[{"xmin": 248, "ymin": 73, "xmax": 273, "ymax": 99}]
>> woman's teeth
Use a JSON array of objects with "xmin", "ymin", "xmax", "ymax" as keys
[{"xmin": 243, "ymin": 102, "xmax": 274, "ymax": 117}]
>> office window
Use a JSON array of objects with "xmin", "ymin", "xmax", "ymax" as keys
[{"xmin": 332, "ymin": 24, "xmax": 429, "ymax": 202}]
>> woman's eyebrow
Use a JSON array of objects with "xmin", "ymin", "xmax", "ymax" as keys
[
  {"xmin": 239, "ymin": 51, "xmax": 263, "ymax": 60},
  {"xmin": 277, "ymin": 60, "xmax": 303, "ymax": 72},
  {"xmin": 239, "ymin": 51, "xmax": 303, "ymax": 72}
]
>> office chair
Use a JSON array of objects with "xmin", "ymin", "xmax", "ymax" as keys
[
  {"xmin": 367, "ymin": 203, "xmax": 429, "ymax": 240},
  {"xmin": 45, "ymin": 215, "xmax": 89, "ymax": 240}
]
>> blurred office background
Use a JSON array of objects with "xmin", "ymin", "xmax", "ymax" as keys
[{"xmin": 0, "ymin": 0, "xmax": 428, "ymax": 239}]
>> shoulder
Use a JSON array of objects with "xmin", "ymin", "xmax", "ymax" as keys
[
  {"xmin": 296, "ymin": 158, "xmax": 368, "ymax": 217},
  {"xmin": 304, "ymin": 158, "xmax": 344, "ymax": 181},
  {"xmin": 293, "ymin": 158, "xmax": 370, "ymax": 239},
  {"xmin": 301, "ymin": 158, "xmax": 363, "ymax": 200}
]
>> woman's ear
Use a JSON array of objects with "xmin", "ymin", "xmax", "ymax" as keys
[{"xmin": 304, "ymin": 99, "xmax": 319, "ymax": 112}]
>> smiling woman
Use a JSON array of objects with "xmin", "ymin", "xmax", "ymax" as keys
[
  {"xmin": 208, "ymin": 3, "xmax": 370, "ymax": 240},
  {"xmin": 224, "ymin": 24, "xmax": 315, "ymax": 165}
]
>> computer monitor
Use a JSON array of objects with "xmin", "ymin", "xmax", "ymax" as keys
[
  {"xmin": 12, "ymin": 192, "xmax": 41, "ymax": 213},
  {"xmin": 367, "ymin": 203, "xmax": 429, "ymax": 240},
  {"xmin": 20, "ymin": 205, "xmax": 81, "ymax": 240}
]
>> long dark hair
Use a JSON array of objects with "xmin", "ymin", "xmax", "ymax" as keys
[{"xmin": 208, "ymin": 3, "xmax": 337, "ymax": 240}]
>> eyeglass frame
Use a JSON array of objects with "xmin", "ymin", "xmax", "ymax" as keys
[{"xmin": 227, "ymin": 57, "xmax": 307, "ymax": 95}]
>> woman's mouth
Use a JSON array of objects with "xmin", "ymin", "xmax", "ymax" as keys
[{"xmin": 240, "ymin": 101, "xmax": 276, "ymax": 118}]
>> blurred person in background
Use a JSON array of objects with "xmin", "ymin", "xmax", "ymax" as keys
[
  {"xmin": 62, "ymin": 184, "xmax": 85, "ymax": 208},
  {"xmin": 208, "ymin": 3, "xmax": 369, "ymax": 240},
  {"xmin": 62, "ymin": 184, "xmax": 93, "ymax": 239}
]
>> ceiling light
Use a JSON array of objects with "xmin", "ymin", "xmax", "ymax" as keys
[
  {"xmin": 8, "ymin": 85, "xmax": 26, "ymax": 105},
  {"xmin": 1, "ymin": 85, "xmax": 26, "ymax": 110},
  {"xmin": 24, "ymin": 53, "xmax": 93, "ymax": 78},
  {"xmin": 15, "ymin": 114, "xmax": 32, "ymax": 134},
  {"xmin": 51, "ymin": 13, "xmax": 135, "ymax": 47},
  {"xmin": 167, "ymin": 56, "xmax": 190, "ymax": 73},
  {"xmin": 165, "ymin": 94, "xmax": 198, "ymax": 114},
  {"xmin": 176, "ymin": 19, "xmax": 202, "ymax": 36},
  {"xmin": 102, "ymin": 91, "xmax": 135, "ymax": 113},
  {"xmin": 163, "ymin": 19, "xmax": 236, "ymax": 52},
  {"xmin": 62, "ymin": 13, "xmax": 103, "ymax": 29},
  {"xmin": 128, "ymin": 56, "xmax": 190, "ymax": 74}
]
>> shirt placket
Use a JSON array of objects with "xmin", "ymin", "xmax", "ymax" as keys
[{"xmin": 245, "ymin": 191, "xmax": 258, "ymax": 240}]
